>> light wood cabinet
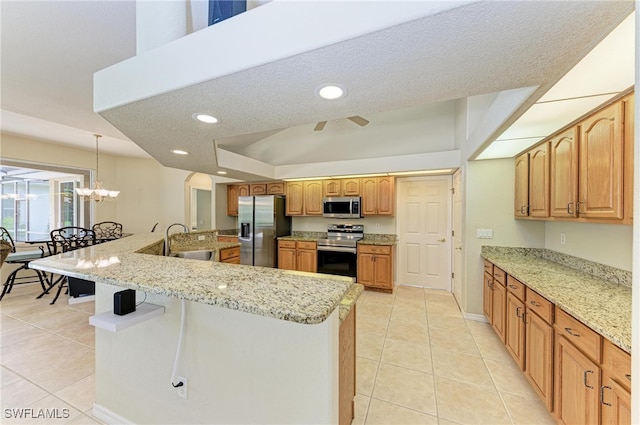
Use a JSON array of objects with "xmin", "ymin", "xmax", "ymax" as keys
[
  {"xmin": 339, "ymin": 306, "xmax": 356, "ymax": 425},
  {"xmin": 483, "ymin": 271, "xmax": 493, "ymax": 320},
  {"xmin": 219, "ymin": 246, "xmax": 240, "ymax": 264},
  {"xmin": 623, "ymin": 94, "xmax": 634, "ymax": 224},
  {"xmin": 525, "ymin": 304, "xmax": 554, "ymax": 411},
  {"xmin": 267, "ymin": 182, "xmax": 285, "ymax": 195},
  {"xmin": 550, "ymin": 127, "xmax": 580, "ymax": 218},
  {"xmin": 250, "ymin": 183, "xmax": 267, "ymax": 195},
  {"xmin": 357, "ymin": 244, "xmax": 393, "ymax": 292},
  {"xmin": 601, "ymin": 340, "xmax": 631, "ymax": 425},
  {"xmin": 362, "ymin": 176, "xmax": 394, "ymax": 216},
  {"xmin": 555, "ymin": 335, "xmax": 601, "ymax": 425},
  {"xmin": 528, "ymin": 142, "xmax": 550, "ymax": 217},
  {"xmin": 303, "ymin": 181, "xmax": 323, "ymax": 215},
  {"xmin": 514, "ymin": 153, "xmax": 530, "ymax": 217},
  {"xmin": 217, "ymin": 236, "xmax": 238, "ymax": 243},
  {"xmin": 505, "ymin": 291, "xmax": 526, "ymax": 370},
  {"xmin": 342, "ymin": 178, "xmax": 361, "ymax": 196},
  {"xmin": 578, "ymin": 101, "xmax": 624, "ymax": 220},
  {"xmin": 277, "ymin": 240, "xmax": 317, "ymax": 273},
  {"xmin": 227, "ymin": 184, "xmax": 250, "ymax": 216},
  {"xmin": 323, "ymin": 180, "xmax": 342, "ymax": 197},
  {"xmin": 285, "ymin": 182, "xmax": 304, "ymax": 216},
  {"xmin": 491, "ymin": 269, "xmax": 507, "ymax": 343}
]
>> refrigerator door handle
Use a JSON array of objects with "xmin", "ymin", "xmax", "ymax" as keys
[{"xmin": 240, "ymin": 222, "xmax": 251, "ymax": 240}]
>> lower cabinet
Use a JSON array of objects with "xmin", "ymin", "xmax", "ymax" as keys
[
  {"xmin": 217, "ymin": 235, "xmax": 239, "ymax": 243},
  {"xmin": 357, "ymin": 244, "xmax": 393, "ymax": 292},
  {"xmin": 219, "ymin": 246, "xmax": 240, "ymax": 264},
  {"xmin": 483, "ymin": 259, "xmax": 632, "ymax": 425},
  {"xmin": 339, "ymin": 305, "xmax": 356, "ymax": 425},
  {"xmin": 277, "ymin": 240, "xmax": 317, "ymax": 273}
]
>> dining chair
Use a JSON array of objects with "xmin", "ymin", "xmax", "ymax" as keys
[
  {"xmin": 37, "ymin": 227, "xmax": 96, "ymax": 304},
  {"xmin": 92, "ymin": 221, "xmax": 123, "ymax": 242},
  {"xmin": 0, "ymin": 227, "xmax": 49, "ymax": 301}
]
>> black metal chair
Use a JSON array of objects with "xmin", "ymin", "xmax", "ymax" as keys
[
  {"xmin": 0, "ymin": 227, "xmax": 49, "ymax": 301},
  {"xmin": 36, "ymin": 227, "xmax": 96, "ymax": 304},
  {"xmin": 92, "ymin": 221, "xmax": 123, "ymax": 242}
]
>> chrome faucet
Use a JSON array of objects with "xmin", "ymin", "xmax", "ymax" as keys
[{"xmin": 164, "ymin": 223, "xmax": 189, "ymax": 256}]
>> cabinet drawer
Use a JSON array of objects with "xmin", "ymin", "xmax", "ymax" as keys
[
  {"xmin": 297, "ymin": 241, "xmax": 317, "ymax": 250},
  {"xmin": 217, "ymin": 236, "xmax": 238, "ymax": 243},
  {"xmin": 506, "ymin": 275, "xmax": 525, "ymax": 301},
  {"xmin": 493, "ymin": 267, "xmax": 506, "ymax": 286},
  {"xmin": 278, "ymin": 240, "xmax": 296, "ymax": 249},
  {"xmin": 555, "ymin": 308, "xmax": 602, "ymax": 363},
  {"xmin": 603, "ymin": 339, "xmax": 631, "ymax": 389},
  {"xmin": 219, "ymin": 246, "xmax": 240, "ymax": 261},
  {"xmin": 483, "ymin": 260, "xmax": 494, "ymax": 275},
  {"xmin": 358, "ymin": 244, "xmax": 391, "ymax": 255},
  {"xmin": 525, "ymin": 287, "xmax": 553, "ymax": 324}
]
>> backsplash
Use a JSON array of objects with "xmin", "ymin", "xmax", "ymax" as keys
[
  {"xmin": 481, "ymin": 246, "xmax": 631, "ymax": 288},
  {"xmin": 290, "ymin": 231, "xmax": 327, "ymax": 239}
]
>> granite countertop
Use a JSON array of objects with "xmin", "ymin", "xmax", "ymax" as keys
[
  {"xmin": 30, "ymin": 233, "xmax": 358, "ymax": 325},
  {"xmin": 481, "ymin": 247, "xmax": 631, "ymax": 353},
  {"xmin": 278, "ymin": 231, "xmax": 327, "ymax": 242}
]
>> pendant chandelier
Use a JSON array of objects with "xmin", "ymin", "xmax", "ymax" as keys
[{"xmin": 75, "ymin": 134, "xmax": 120, "ymax": 202}]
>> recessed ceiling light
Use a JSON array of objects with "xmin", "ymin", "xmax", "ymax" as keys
[
  {"xmin": 316, "ymin": 84, "xmax": 347, "ymax": 100},
  {"xmin": 171, "ymin": 149, "xmax": 189, "ymax": 155},
  {"xmin": 193, "ymin": 113, "xmax": 219, "ymax": 124},
  {"xmin": 217, "ymin": 171, "xmax": 227, "ymax": 175}
]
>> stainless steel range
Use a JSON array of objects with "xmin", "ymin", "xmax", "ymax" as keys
[{"xmin": 317, "ymin": 224, "xmax": 364, "ymax": 278}]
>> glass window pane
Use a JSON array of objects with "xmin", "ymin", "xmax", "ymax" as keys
[
  {"xmin": 27, "ymin": 181, "xmax": 50, "ymax": 241},
  {"xmin": 60, "ymin": 181, "xmax": 75, "ymax": 227}
]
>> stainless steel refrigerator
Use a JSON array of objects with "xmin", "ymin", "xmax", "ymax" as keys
[{"xmin": 238, "ymin": 195, "xmax": 291, "ymax": 267}]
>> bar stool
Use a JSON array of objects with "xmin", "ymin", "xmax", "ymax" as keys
[{"xmin": 0, "ymin": 227, "xmax": 49, "ymax": 301}]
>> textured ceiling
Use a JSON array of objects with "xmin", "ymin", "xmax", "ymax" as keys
[{"xmin": 97, "ymin": 0, "xmax": 633, "ymax": 178}]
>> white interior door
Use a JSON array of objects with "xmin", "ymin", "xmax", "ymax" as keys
[
  {"xmin": 452, "ymin": 170, "xmax": 463, "ymax": 303},
  {"xmin": 397, "ymin": 176, "xmax": 452, "ymax": 290}
]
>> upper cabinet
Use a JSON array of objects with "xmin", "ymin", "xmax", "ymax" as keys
[
  {"xmin": 362, "ymin": 176, "xmax": 395, "ymax": 216},
  {"xmin": 323, "ymin": 180, "xmax": 341, "ymax": 197},
  {"xmin": 227, "ymin": 184, "xmax": 250, "ymax": 216},
  {"xmin": 513, "ymin": 143, "xmax": 549, "ymax": 218},
  {"xmin": 303, "ymin": 180, "xmax": 323, "ymax": 215},
  {"xmin": 285, "ymin": 181, "xmax": 304, "ymax": 216},
  {"xmin": 515, "ymin": 91, "xmax": 633, "ymax": 224},
  {"xmin": 578, "ymin": 101, "xmax": 624, "ymax": 220}
]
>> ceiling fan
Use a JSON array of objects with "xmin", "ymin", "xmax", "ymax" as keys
[{"xmin": 314, "ymin": 116, "xmax": 370, "ymax": 131}]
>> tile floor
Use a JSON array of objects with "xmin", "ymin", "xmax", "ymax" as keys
[{"xmin": 1, "ymin": 282, "xmax": 556, "ymax": 425}]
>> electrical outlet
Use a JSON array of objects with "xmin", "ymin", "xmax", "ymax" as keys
[
  {"xmin": 476, "ymin": 229, "xmax": 493, "ymax": 239},
  {"xmin": 560, "ymin": 233, "xmax": 566, "ymax": 245},
  {"xmin": 198, "ymin": 235, "xmax": 205, "ymax": 241},
  {"xmin": 177, "ymin": 376, "xmax": 188, "ymax": 399}
]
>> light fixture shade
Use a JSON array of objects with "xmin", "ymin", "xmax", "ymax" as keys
[
  {"xmin": 74, "ymin": 134, "xmax": 120, "ymax": 202},
  {"xmin": 108, "ymin": 191, "xmax": 120, "ymax": 198}
]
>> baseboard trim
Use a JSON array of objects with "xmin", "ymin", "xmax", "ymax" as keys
[
  {"xmin": 92, "ymin": 403, "xmax": 134, "ymax": 425},
  {"xmin": 464, "ymin": 312, "xmax": 488, "ymax": 323},
  {"xmin": 68, "ymin": 295, "xmax": 95, "ymax": 305}
]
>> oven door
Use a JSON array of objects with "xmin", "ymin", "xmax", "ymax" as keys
[{"xmin": 317, "ymin": 247, "xmax": 357, "ymax": 278}]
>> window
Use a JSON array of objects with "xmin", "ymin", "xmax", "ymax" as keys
[{"xmin": 0, "ymin": 162, "xmax": 90, "ymax": 242}]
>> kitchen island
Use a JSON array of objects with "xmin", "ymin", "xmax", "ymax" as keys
[{"xmin": 30, "ymin": 233, "xmax": 361, "ymax": 424}]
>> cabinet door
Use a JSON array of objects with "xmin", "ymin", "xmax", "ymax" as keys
[
  {"xmin": 555, "ymin": 335, "xmax": 600, "ymax": 425},
  {"xmin": 483, "ymin": 272, "xmax": 493, "ymax": 321},
  {"xmin": 323, "ymin": 180, "xmax": 341, "ymax": 197},
  {"xmin": 601, "ymin": 376, "xmax": 631, "ymax": 425},
  {"xmin": 342, "ymin": 178, "xmax": 361, "ymax": 196},
  {"xmin": 339, "ymin": 306, "xmax": 356, "ymax": 425},
  {"xmin": 250, "ymin": 184, "xmax": 267, "ymax": 195},
  {"xmin": 376, "ymin": 177, "xmax": 395, "ymax": 215},
  {"xmin": 303, "ymin": 181, "xmax": 323, "ymax": 215},
  {"xmin": 505, "ymin": 292, "xmax": 526, "ymax": 370},
  {"xmin": 372, "ymin": 254, "xmax": 393, "ymax": 289},
  {"xmin": 550, "ymin": 128, "xmax": 579, "ymax": 218},
  {"xmin": 623, "ymin": 94, "xmax": 634, "ymax": 223},
  {"xmin": 514, "ymin": 153, "xmax": 529, "ymax": 217},
  {"xmin": 525, "ymin": 310, "xmax": 554, "ymax": 410},
  {"xmin": 528, "ymin": 142, "xmax": 550, "ymax": 218},
  {"xmin": 278, "ymin": 247, "xmax": 297, "ymax": 270},
  {"xmin": 361, "ymin": 177, "xmax": 378, "ymax": 215},
  {"xmin": 357, "ymin": 253, "xmax": 374, "ymax": 285},
  {"xmin": 297, "ymin": 249, "xmax": 317, "ymax": 273},
  {"xmin": 285, "ymin": 182, "xmax": 304, "ymax": 216},
  {"xmin": 578, "ymin": 101, "xmax": 624, "ymax": 219},
  {"xmin": 267, "ymin": 182, "xmax": 285, "ymax": 195},
  {"xmin": 227, "ymin": 185, "xmax": 239, "ymax": 216},
  {"xmin": 491, "ymin": 281, "xmax": 507, "ymax": 343},
  {"xmin": 238, "ymin": 184, "xmax": 250, "ymax": 197}
]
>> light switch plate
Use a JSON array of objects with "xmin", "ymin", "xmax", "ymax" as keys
[{"xmin": 477, "ymin": 229, "xmax": 493, "ymax": 239}]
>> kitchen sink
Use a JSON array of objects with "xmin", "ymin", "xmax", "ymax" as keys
[{"xmin": 171, "ymin": 250, "xmax": 215, "ymax": 261}]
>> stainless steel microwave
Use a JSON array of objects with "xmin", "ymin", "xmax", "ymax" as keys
[{"xmin": 322, "ymin": 197, "xmax": 362, "ymax": 219}]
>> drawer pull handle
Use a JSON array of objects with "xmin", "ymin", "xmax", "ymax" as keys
[
  {"xmin": 567, "ymin": 202, "xmax": 574, "ymax": 214},
  {"xmin": 530, "ymin": 300, "xmax": 541, "ymax": 307},
  {"xmin": 508, "ymin": 284, "xmax": 518, "ymax": 289},
  {"xmin": 625, "ymin": 374, "xmax": 631, "ymax": 382},
  {"xmin": 515, "ymin": 306, "xmax": 522, "ymax": 319},
  {"xmin": 584, "ymin": 370, "xmax": 594, "ymax": 389},
  {"xmin": 600, "ymin": 386, "xmax": 612, "ymax": 406},
  {"xmin": 564, "ymin": 327, "xmax": 580, "ymax": 337}
]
